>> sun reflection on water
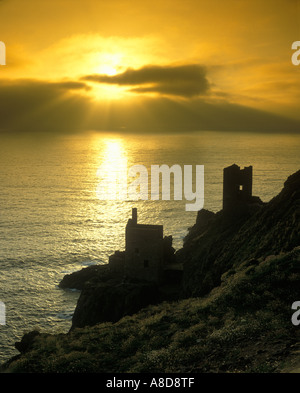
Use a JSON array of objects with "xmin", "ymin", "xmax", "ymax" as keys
[{"xmin": 96, "ymin": 138, "xmax": 128, "ymax": 200}]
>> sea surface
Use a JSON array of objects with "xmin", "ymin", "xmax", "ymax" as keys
[{"xmin": 0, "ymin": 130, "xmax": 299, "ymax": 363}]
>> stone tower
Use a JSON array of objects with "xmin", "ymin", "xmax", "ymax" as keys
[
  {"xmin": 223, "ymin": 164, "xmax": 253, "ymax": 210},
  {"xmin": 124, "ymin": 208, "xmax": 164, "ymax": 283}
]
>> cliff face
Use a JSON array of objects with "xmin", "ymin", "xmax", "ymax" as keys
[
  {"xmin": 1, "ymin": 169, "xmax": 300, "ymax": 373},
  {"xmin": 71, "ymin": 279, "xmax": 162, "ymax": 329},
  {"xmin": 59, "ymin": 235, "xmax": 181, "ymax": 330},
  {"xmin": 3, "ymin": 247, "xmax": 300, "ymax": 373},
  {"xmin": 61, "ymin": 169, "xmax": 300, "ymax": 327},
  {"xmin": 70, "ymin": 272, "xmax": 182, "ymax": 329},
  {"xmin": 180, "ymin": 169, "xmax": 300, "ymax": 297}
]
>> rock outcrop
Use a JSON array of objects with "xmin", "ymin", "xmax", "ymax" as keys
[
  {"xmin": 71, "ymin": 279, "xmax": 162, "ymax": 329},
  {"xmin": 67, "ymin": 270, "xmax": 181, "ymax": 329},
  {"xmin": 61, "ymin": 169, "xmax": 300, "ymax": 327},
  {"xmin": 179, "ymin": 169, "xmax": 300, "ymax": 297},
  {"xmin": 1, "ymin": 169, "xmax": 299, "ymax": 373},
  {"xmin": 59, "ymin": 264, "xmax": 116, "ymax": 290},
  {"xmin": 59, "ymin": 235, "xmax": 181, "ymax": 329}
]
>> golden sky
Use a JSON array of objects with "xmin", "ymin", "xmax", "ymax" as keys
[{"xmin": 0, "ymin": 0, "xmax": 300, "ymax": 133}]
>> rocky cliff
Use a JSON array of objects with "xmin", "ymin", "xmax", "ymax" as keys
[
  {"xmin": 2, "ymin": 246, "xmax": 299, "ymax": 373},
  {"xmin": 59, "ymin": 236, "xmax": 181, "ymax": 329},
  {"xmin": 179, "ymin": 169, "xmax": 300, "ymax": 297},
  {"xmin": 56, "ymin": 168, "xmax": 300, "ymax": 327},
  {"xmin": 1, "ymin": 169, "xmax": 299, "ymax": 373}
]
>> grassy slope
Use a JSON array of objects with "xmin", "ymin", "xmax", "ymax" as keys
[
  {"xmin": 3, "ymin": 248, "xmax": 300, "ymax": 373},
  {"xmin": 181, "ymin": 170, "xmax": 300, "ymax": 298}
]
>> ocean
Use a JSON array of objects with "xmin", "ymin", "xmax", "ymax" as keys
[{"xmin": 0, "ymin": 130, "xmax": 299, "ymax": 363}]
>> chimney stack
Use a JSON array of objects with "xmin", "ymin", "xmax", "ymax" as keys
[{"xmin": 132, "ymin": 208, "xmax": 137, "ymax": 224}]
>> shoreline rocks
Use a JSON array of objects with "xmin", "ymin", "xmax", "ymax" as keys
[
  {"xmin": 59, "ymin": 262, "xmax": 182, "ymax": 329},
  {"xmin": 2, "ymin": 168, "xmax": 299, "ymax": 373}
]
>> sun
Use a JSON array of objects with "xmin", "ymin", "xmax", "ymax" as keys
[
  {"xmin": 85, "ymin": 52, "xmax": 130, "ymax": 100},
  {"xmin": 97, "ymin": 64, "xmax": 118, "ymax": 76},
  {"xmin": 95, "ymin": 52, "xmax": 123, "ymax": 76}
]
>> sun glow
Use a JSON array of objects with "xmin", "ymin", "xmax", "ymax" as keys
[
  {"xmin": 95, "ymin": 52, "xmax": 124, "ymax": 76},
  {"xmin": 88, "ymin": 83, "xmax": 128, "ymax": 100},
  {"xmin": 96, "ymin": 138, "xmax": 128, "ymax": 200},
  {"xmin": 87, "ymin": 52, "xmax": 132, "ymax": 100}
]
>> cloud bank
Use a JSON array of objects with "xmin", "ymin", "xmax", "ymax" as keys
[
  {"xmin": 82, "ymin": 64, "xmax": 210, "ymax": 98},
  {"xmin": 0, "ymin": 77, "xmax": 299, "ymax": 134}
]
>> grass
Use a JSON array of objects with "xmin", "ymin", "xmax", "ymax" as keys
[{"xmin": 3, "ymin": 248, "xmax": 300, "ymax": 373}]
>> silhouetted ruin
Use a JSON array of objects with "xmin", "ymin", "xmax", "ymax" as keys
[
  {"xmin": 109, "ymin": 165, "xmax": 261, "ymax": 283},
  {"xmin": 109, "ymin": 208, "xmax": 179, "ymax": 283},
  {"xmin": 223, "ymin": 164, "xmax": 253, "ymax": 210},
  {"xmin": 124, "ymin": 208, "xmax": 164, "ymax": 282}
]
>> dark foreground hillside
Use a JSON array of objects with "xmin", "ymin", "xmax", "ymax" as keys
[
  {"xmin": 1, "ymin": 248, "xmax": 300, "ymax": 373},
  {"xmin": 1, "ymin": 169, "xmax": 300, "ymax": 373}
]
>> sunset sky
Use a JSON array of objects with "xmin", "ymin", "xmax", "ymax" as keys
[{"xmin": 0, "ymin": 0, "xmax": 300, "ymax": 133}]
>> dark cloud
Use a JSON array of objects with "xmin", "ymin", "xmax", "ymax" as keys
[
  {"xmin": 0, "ymin": 78, "xmax": 300, "ymax": 134},
  {"xmin": 86, "ymin": 96, "xmax": 300, "ymax": 134},
  {"xmin": 0, "ymin": 79, "xmax": 91, "ymax": 133},
  {"xmin": 50, "ymin": 80, "xmax": 91, "ymax": 91},
  {"xmin": 82, "ymin": 64, "xmax": 210, "ymax": 98}
]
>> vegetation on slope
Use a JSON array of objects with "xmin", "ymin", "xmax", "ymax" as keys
[{"xmin": 3, "ymin": 248, "xmax": 299, "ymax": 373}]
